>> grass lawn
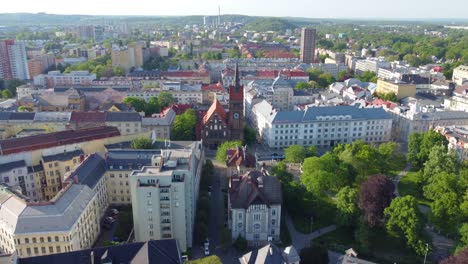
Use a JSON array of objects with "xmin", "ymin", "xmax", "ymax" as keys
[
  {"xmin": 314, "ymin": 227, "xmax": 424, "ymax": 264},
  {"xmin": 398, "ymin": 171, "xmax": 432, "ymax": 206}
]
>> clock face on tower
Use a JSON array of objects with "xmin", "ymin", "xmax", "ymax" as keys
[{"xmin": 234, "ymin": 112, "xmax": 240, "ymax": 119}]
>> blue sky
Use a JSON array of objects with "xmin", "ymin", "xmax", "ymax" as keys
[{"xmin": 1, "ymin": 0, "xmax": 467, "ymax": 19}]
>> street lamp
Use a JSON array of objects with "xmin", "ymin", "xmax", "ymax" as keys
[{"xmin": 423, "ymin": 243, "xmax": 429, "ymax": 264}]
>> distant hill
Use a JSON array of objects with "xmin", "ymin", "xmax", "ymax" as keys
[{"xmin": 243, "ymin": 17, "xmax": 298, "ymax": 32}]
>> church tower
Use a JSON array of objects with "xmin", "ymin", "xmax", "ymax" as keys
[{"xmin": 228, "ymin": 63, "xmax": 244, "ymax": 141}]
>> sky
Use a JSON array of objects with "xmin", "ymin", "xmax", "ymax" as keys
[{"xmin": 0, "ymin": 0, "xmax": 467, "ymax": 19}]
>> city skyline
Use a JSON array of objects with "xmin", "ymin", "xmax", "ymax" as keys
[{"xmin": 1, "ymin": 0, "xmax": 467, "ymax": 20}]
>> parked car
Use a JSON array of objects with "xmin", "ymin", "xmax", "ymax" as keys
[
  {"xmin": 204, "ymin": 245, "xmax": 210, "ymax": 256},
  {"xmin": 271, "ymin": 153, "xmax": 285, "ymax": 161}
]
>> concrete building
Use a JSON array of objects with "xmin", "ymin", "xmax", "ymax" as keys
[
  {"xmin": 130, "ymin": 144, "xmax": 204, "ymax": 252},
  {"xmin": 111, "ymin": 42, "xmax": 148, "ymax": 73},
  {"xmin": 310, "ymin": 63, "xmax": 347, "ymax": 78},
  {"xmin": 300, "ymin": 28, "xmax": 316, "ymax": 63},
  {"xmin": 27, "ymin": 55, "xmax": 55, "ymax": 78},
  {"xmin": 229, "ymin": 170, "xmax": 282, "ymax": 246},
  {"xmin": 251, "ymin": 101, "xmax": 393, "ymax": 149},
  {"xmin": 33, "ymin": 71, "xmax": 96, "ymax": 88},
  {"xmin": 453, "ymin": 65, "xmax": 468, "ymax": 85},
  {"xmin": 0, "ymin": 40, "xmax": 30, "ymax": 80},
  {"xmin": 355, "ymin": 57, "xmax": 390, "ymax": 75},
  {"xmin": 376, "ymin": 79, "xmax": 416, "ymax": 100}
]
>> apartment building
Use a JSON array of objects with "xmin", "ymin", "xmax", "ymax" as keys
[
  {"xmin": 376, "ymin": 79, "xmax": 416, "ymax": 100},
  {"xmin": 251, "ymin": 101, "xmax": 393, "ymax": 149},
  {"xmin": 228, "ymin": 170, "xmax": 282, "ymax": 246},
  {"xmin": 111, "ymin": 42, "xmax": 148, "ymax": 73},
  {"xmin": 0, "ymin": 160, "xmax": 37, "ymax": 200},
  {"xmin": 0, "ymin": 40, "xmax": 29, "ymax": 80},
  {"xmin": 355, "ymin": 57, "xmax": 391, "ymax": 74},
  {"xmin": 104, "ymin": 112, "xmax": 142, "ymax": 135},
  {"xmin": 27, "ymin": 54, "xmax": 55, "ymax": 79},
  {"xmin": 33, "ymin": 71, "xmax": 96, "ymax": 88},
  {"xmin": 127, "ymin": 89, "xmax": 206, "ymax": 105},
  {"xmin": 300, "ymin": 28, "xmax": 316, "ymax": 63},
  {"xmin": 130, "ymin": 145, "xmax": 204, "ymax": 252},
  {"xmin": 453, "ymin": 65, "xmax": 468, "ymax": 85}
]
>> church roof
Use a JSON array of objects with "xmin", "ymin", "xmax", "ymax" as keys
[{"xmin": 202, "ymin": 99, "xmax": 227, "ymax": 124}]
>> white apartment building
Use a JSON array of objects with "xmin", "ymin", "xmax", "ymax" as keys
[
  {"xmin": 8, "ymin": 41, "xmax": 30, "ymax": 80},
  {"xmin": 130, "ymin": 146, "xmax": 204, "ymax": 252},
  {"xmin": 355, "ymin": 57, "xmax": 391, "ymax": 75},
  {"xmin": 251, "ymin": 100, "xmax": 393, "ymax": 149},
  {"xmin": 228, "ymin": 170, "xmax": 282, "ymax": 247},
  {"xmin": 33, "ymin": 71, "xmax": 96, "ymax": 88},
  {"xmin": 453, "ymin": 65, "xmax": 468, "ymax": 85},
  {"xmin": 0, "ymin": 160, "xmax": 38, "ymax": 200},
  {"xmin": 310, "ymin": 63, "xmax": 348, "ymax": 78},
  {"xmin": 127, "ymin": 89, "xmax": 205, "ymax": 105}
]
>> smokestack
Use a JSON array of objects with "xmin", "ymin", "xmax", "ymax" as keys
[{"xmin": 218, "ymin": 6, "xmax": 221, "ymax": 26}]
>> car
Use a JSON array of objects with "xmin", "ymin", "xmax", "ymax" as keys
[
  {"xmin": 204, "ymin": 239, "xmax": 209, "ymax": 248},
  {"xmin": 204, "ymin": 245, "xmax": 210, "ymax": 256},
  {"xmin": 182, "ymin": 255, "xmax": 189, "ymax": 262},
  {"xmin": 104, "ymin": 216, "xmax": 115, "ymax": 223}
]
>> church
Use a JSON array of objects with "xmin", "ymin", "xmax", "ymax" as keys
[{"xmin": 200, "ymin": 63, "xmax": 244, "ymax": 149}]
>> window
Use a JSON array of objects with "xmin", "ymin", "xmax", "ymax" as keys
[
  {"xmin": 55, "ymin": 236, "xmax": 59, "ymax": 242},
  {"xmin": 272, "ymin": 219, "xmax": 276, "ymax": 226},
  {"xmin": 32, "ymin": 238, "xmax": 36, "ymax": 243},
  {"xmin": 26, "ymin": 248, "xmax": 31, "ymax": 256},
  {"xmin": 34, "ymin": 247, "xmax": 38, "ymax": 254},
  {"xmin": 56, "ymin": 246, "xmax": 61, "ymax": 253},
  {"xmin": 238, "ymin": 213, "xmax": 242, "ymax": 220},
  {"xmin": 253, "ymin": 234, "xmax": 260, "ymax": 240},
  {"xmin": 3, "ymin": 177, "xmax": 9, "ymax": 183},
  {"xmin": 254, "ymin": 223, "xmax": 261, "ymax": 231},
  {"xmin": 254, "ymin": 213, "xmax": 261, "ymax": 221},
  {"xmin": 49, "ymin": 247, "xmax": 53, "ymax": 253},
  {"xmin": 47, "ymin": 237, "xmax": 51, "ymax": 243},
  {"xmin": 25, "ymin": 238, "xmax": 29, "ymax": 244}
]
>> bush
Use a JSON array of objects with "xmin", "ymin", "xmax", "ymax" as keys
[{"xmin": 234, "ymin": 235, "xmax": 247, "ymax": 251}]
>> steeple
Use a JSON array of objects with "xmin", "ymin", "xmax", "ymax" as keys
[{"xmin": 234, "ymin": 62, "xmax": 240, "ymax": 92}]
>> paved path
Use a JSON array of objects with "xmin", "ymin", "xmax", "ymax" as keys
[
  {"xmin": 285, "ymin": 214, "xmax": 336, "ymax": 251},
  {"xmin": 393, "ymin": 163, "xmax": 411, "ymax": 197}
]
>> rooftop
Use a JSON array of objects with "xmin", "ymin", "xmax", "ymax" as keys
[{"xmin": 42, "ymin": 149, "xmax": 84, "ymax": 163}]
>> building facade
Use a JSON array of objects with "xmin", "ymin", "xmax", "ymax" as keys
[
  {"xmin": 453, "ymin": 65, "xmax": 468, "ymax": 85},
  {"xmin": 0, "ymin": 40, "xmax": 30, "ymax": 80},
  {"xmin": 251, "ymin": 101, "xmax": 393, "ymax": 149},
  {"xmin": 300, "ymin": 28, "xmax": 316, "ymax": 64},
  {"xmin": 376, "ymin": 79, "xmax": 416, "ymax": 100},
  {"xmin": 228, "ymin": 170, "xmax": 282, "ymax": 246}
]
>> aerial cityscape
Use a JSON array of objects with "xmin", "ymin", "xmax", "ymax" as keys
[{"xmin": 0, "ymin": 1, "xmax": 467, "ymax": 264}]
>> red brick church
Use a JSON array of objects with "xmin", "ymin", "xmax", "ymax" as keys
[{"xmin": 200, "ymin": 63, "xmax": 244, "ymax": 149}]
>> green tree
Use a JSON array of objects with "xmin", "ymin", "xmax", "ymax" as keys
[
  {"xmin": 243, "ymin": 126, "xmax": 256, "ymax": 146},
  {"xmin": 17, "ymin": 106, "xmax": 33, "ymax": 112},
  {"xmin": 459, "ymin": 223, "xmax": 468, "ymax": 249},
  {"xmin": 307, "ymin": 67, "xmax": 323, "ymax": 82},
  {"xmin": 220, "ymin": 227, "xmax": 232, "ymax": 249},
  {"xmin": 422, "ymin": 145, "xmax": 457, "ymax": 184},
  {"xmin": 171, "ymin": 109, "xmax": 198, "ymax": 141},
  {"xmin": 233, "ymin": 235, "xmax": 247, "ymax": 251},
  {"xmin": 1, "ymin": 89, "xmax": 13, "ymax": 98},
  {"xmin": 188, "ymin": 255, "xmax": 222, "ymax": 264},
  {"xmin": 337, "ymin": 70, "xmax": 348, "ymax": 81},
  {"xmin": 284, "ymin": 145, "xmax": 307, "ymax": 163},
  {"xmin": 430, "ymin": 192, "xmax": 461, "ymax": 233},
  {"xmin": 357, "ymin": 71, "xmax": 377, "ymax": 83},
  {"xmin": 384, "ymin": 196, "xmax": 427, "ymax": 255},
  {"xmin": 157, "ymin": 91, "xmax": 176, "ymax": 109},
  {"xmin": 317, "ymin": 72, "xmax": 336, "ymax": 87},
  {"xmin": 130, "ymin": 137, "xmax": 153, "ymax": 149},
  {"xmin": 335, "ymin": 186, "xmax": 359, "ymax": 227},
  {"xmin": 272, "ymin": 161, "xmax": 294, "ymax": 184},
  {"xmin": 122, "ymin": 97, "xmax": 147, "ymax": 113},
  {"xmin": 423, "ymin": 172, "xmax": 458, "ymax": 201},
  {"xmin": 215, "ymin": 140, "xmax": 243, "ymax": 162},
  {"xmin": 5, "ymin": 79, "xmax": 25, "ymax": 96}
]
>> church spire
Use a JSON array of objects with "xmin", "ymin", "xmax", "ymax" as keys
[{"xmin": 234, "ymin": 62, "xmax": 240, "ymax": 92}]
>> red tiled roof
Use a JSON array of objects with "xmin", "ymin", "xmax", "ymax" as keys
[
  {"xmin": 202, "ymin": 82, "xmax": 225, "ymax": 92},
  {"xmin": 369, "ymin": 99, "xmax": 397, "ymax": 109},
  {"xmin": 263, "ymin": 50, "xmax": 297, "ymax": 59},
  {"xmin": 226, "ymin": 147, "xmax": 256, "ymax": 168},
  {"xmin": 70, "ymin": 111, "xmax": 106, "ymax": 123},
  {"xmin": 169, "ymin": 104, "xmax": 192, "ymax": 115},
  {"xmin": 0, "ymin": 126, "xmax": 120, "ymax": 155},
  {"xmin": 202, "ymin": 99, "xmax": 227, "ymax": 124}
]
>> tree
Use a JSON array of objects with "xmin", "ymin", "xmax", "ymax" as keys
[
  {"xmin": 423, "ymin": 172, "xmax": 458, "ymax": 201},
  {"xmin": 220, "ymin": 227, "xmax": 232, "ymax": 249},
  {"xmin": 408, "ymin": 131, "xmax": 449, "ymax": 169},
  {"xmin": 299, "ymin": 245, "xmax": 329, "ymax": 264},
  {"xmin": 335, "ymin": 186, "xmax": 359, "ymax": 227},
  {"xmin": 430, "ymin": 192, "xmax": 461, "ymax": 233},
  {"xmin": 384, "ymin": 196, "xmax": 427, "ymax": 255},
  {"xmin": 337, "ymin": 70, "xmax": 349, "ymax": 81},
  {"xmin": 357, "ymin": 71, "xmax": 377, "ymax": 83},
  {"xmin": 171, "ymin": 109, "xmax": 198, "ymax": 141},
  {"xmin": 188, "ymin": 255, "xmax": 222, "ymax": 264},
  {"xmin": 1, "ymin": 89, "xmax": 13, "ymax": 98},
  {"xmin": 122, "ymin": 97, "xmax": 147, "ymax": 113},
  {"xmin": 131, "ymin": 137, "xmax": 153, "ymax": 149},
  {"xmin": 301, "ymin": 153, "xmax": 351, "ymax": 194},
  {"xmin": 284, "ymin": 145, "xmax": 307, "ymax": 163},
  {"xmin": 359, "ymin": 174, "xmax": 395, "ymax": 227},
  {"xmin": 243, "ymin": 126, "xmax": 256, "ymax": 146},
  {"xmin": 459, "ymin": 223, "xmax": 468, "ymax": 249},
  {"xmin": 439, "ymin": 247, "xmax": 468, "ymax": 264},
  {"xmin": 215, "ymin": 140, "xmax": 242, "ymax": 163},
  {"xmin": 377, "ymin": 142, "xmax": 405, "ymax": 174},
  {"xmin": 422, "ymin": 145, "xmax": 457, "ymax": 184},
  {"xmin": 317, "ymin": 72, "xmax": 336, "ymax": 87},
  {"xmin": 272, "ymin": 161, "xmax": 294, "ymax": 184},
  {"xmin": 157, "ymin": 91, "xmax": 176, "ymax": 109},
  {"xmin": 17, "ymin": 106, "xmax": 33, "ymax": 112},
  {"xmin": 233, "ymin": 235, "xmax": 247, "ymax": 251},
  {"xmin": 5, "ymin": 79, "xmax": 25, "ymax": 96}
]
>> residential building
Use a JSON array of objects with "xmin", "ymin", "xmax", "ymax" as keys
[
  {"xmin": 453, "ymin": 65, "xmax": 468, "ymax": 85},
  {"xmin": 239, "ymin": 243, "xmax": 300, "ymax": 264},
  {"xmin": 228, "ymin": 170, "xmax": 282, "ymax": 246},
  {"xmin": 226, "ymin": 146, "xmax": 256, "ymax": 177},
  {"xmin": 130, "ymin": 143, "xmax": 204, "ymax": 251},
  {"xmin": 141, "ymin": 108, "xmax": 176, "ymax": 139},
  {"xmin": 19, "ymin": 88, "xmax": 86, "ymax": 112},
  {"xmin": 436, "ymin": 126, "xmax": 468, "ymax": 160},
  {"xmin": 27, "ymin": 55, "xmax": 55, "ymax": 78},
  {"xmin": 0, "ymin": 160, "xmax": 37, "ymax": 200},
  {"xmin": 111, "ymin": 42, "xmax": 148, "ymax": 73},
  {"xmin": 104, "ymin": 112, "xmax": 142, "ymax": 135},
  {"xmin": 300, "ymin": 28, "xmax": 316, "ymax": 63},
  {"xmin": 445, "ymin": 85, "xmax": 468, "ymax": 112},
  {"xmin": 251, "ymin": 101, "xmax": 393, "ymax": 149},
  {"xmin": 0, "ymin": 40, "xmax": 30, "ymax": 80},
  {"xmin": 376, "ymin": 79, "xmax": 416, "ymax": 100},
  {"xmin": 355, "ymin": 57, "xmax": 390, "ymax": 75},
  {"xmin": 310, "ymin": 63, "xmax": 347, "ymax": 78},
  {"xmin": 33, "ymin": 71, "xmax": 96, "ymax": 88},
  {"xmin": 18, "ymin": 239, "xmax": 182, "ymax": 264}
]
